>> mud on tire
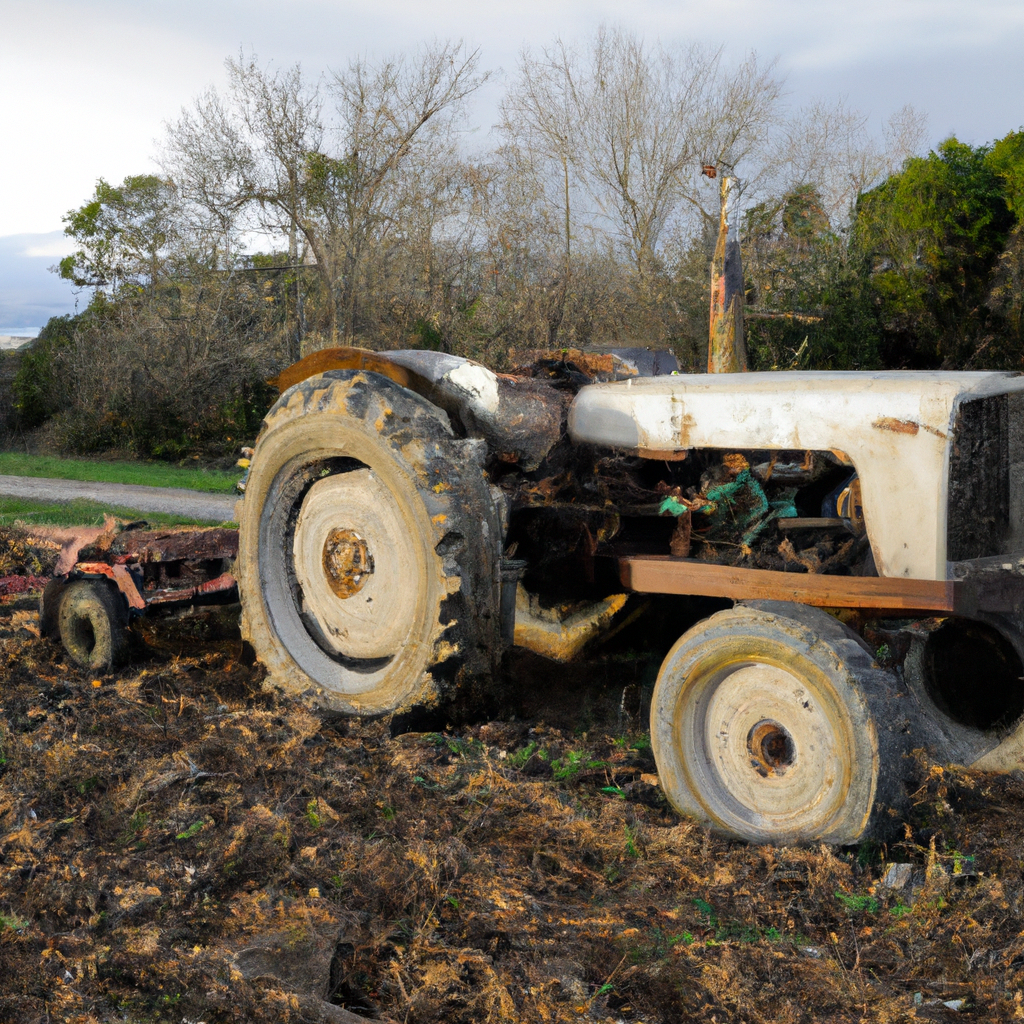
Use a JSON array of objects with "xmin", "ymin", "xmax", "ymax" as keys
[{"xmin": 237, "ymin": 370, "xmax": 504, "ymax": 716}]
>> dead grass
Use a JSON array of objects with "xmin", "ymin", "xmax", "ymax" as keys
[{"xmin": 1, "ymin": 601, "xmax": 1024, "ymax": 1022}]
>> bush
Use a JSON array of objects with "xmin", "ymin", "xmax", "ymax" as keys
[
  {"xmin": 11, "ymin": 314, "xmax": 80, "ymax": 429},
  {"xmin": 15, "ymin": 287, "xmax": 280, "ymax": 460}
]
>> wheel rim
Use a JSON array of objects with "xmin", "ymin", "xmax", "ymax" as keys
[
  {"xmin": 292, "ymin": 469, "xmax": 419, "ymax": 660},
  {"xmin": 672, "ymin": 657, "xmax": 859, "ymax": 841},
  {"xmin": 257, "ymin": 448, "xmax": 436, "ymax": 702}
]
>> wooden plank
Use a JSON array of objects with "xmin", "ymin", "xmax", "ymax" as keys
[
  {"xmin": 776, "ymin": 517, "xmax": 848, "ymax": 531},
  {"xmin": 617, "ymin": 555, "xmax": 957, "ymax": 612}
]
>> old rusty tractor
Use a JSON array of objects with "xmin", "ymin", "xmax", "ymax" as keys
[{"xmin": 232, "ymin": 344, "xmax": 1024, "ymax": 847}]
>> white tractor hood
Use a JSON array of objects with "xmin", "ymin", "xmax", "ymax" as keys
[{"xmin": 569, "ymin": 371, "xmax": 1024, "ymax": 581}]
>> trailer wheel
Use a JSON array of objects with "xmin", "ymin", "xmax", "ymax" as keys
[
  {"xmin": 57, "ymin": 579, "xmax": 129, "ymax": 672},
  {"xmin": 651, "ymin": 603, "xmax": 909, "ymax": 845},
  {"xmin": 237, "ymin": 370, "xmax": 503, "ymax": 716},
  {"xmin": 39, "ymin": 577, "xmax": 71, "ymax": 639}
]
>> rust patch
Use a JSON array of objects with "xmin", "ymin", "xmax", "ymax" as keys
[
  {"xmin": 633, "ymin": 448, "xmax": 689, "ymax": 461},
  {"xmin": 512, "ymin": 348, "xmax": 627, "ymax": 379},
  {"xmin": 269, "ymin": 346, "xmax": 420, "ymax": 393},
  {"xmin": 26, "ymin": 521, "xmax": 117, "ymax": 575},
  {"xmin": 75, "ymin": 562, "xmax": 146, "ymax": 611},
  {"xmin": 321, "ymin": 529, "xmax": 373, "ymax": 600},
  {"xmin": 678, "ymin": 412, "xmax": 698, "ymax": 447},
  {"xmin": 872, "ymin": 417, "xmax": 919, "ymax": 436},
  {"xmin": 145, "ymin": 572, "xmax": 236, "ymax": 606},
  {"xmin": 111, "ymin": 528, "xmax": 239, "ymax": 564}
]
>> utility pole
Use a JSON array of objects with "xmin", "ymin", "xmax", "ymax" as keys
[{"xmin": 707, "ymin": 169, "xmax": 748, "ymax": 373}]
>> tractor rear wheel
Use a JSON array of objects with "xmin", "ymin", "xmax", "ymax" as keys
[
  {"xmin": 651, "ymin": 602, "xmax": 910, "ymax": 845},
  {"xmin": 237, "ymin": 370, "xmax": 504, "ymax": 716}
]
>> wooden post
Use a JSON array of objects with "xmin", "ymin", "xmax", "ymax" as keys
[{"xmin": 708, "ymin": 174, "xmax": 748, "ymax": 373}]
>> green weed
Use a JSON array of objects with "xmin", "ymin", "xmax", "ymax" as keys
[
  {"xmin": 835, "ymin": 890, "xmax": 880, "ymax": 914},
  {"xmin": 305, "ymin": 800, "xmax": 322, "ymax": 830},
  {"xmin": 120, "ymin": 810, "xmax": 149, "ymax": 846},
  {"xmin": 693, "ymin": 898, "xmax": 717, "ymax": 927},
  {"xmin": 427, "ymin": 734, "xmax": 484, "ymax": 759},
  {"xmin": 76, "ymin": 775, "xmax": 100, "ymax": 795},
  {"xmin": 508, "ymin": 740, "xmax": 539, "ymax": 769},
  {"xmin": 551, "ymin": 748, "xmax": 606, "ymax": 781},
  {"xmin": 176, "ymin": 820, "xmax": 206, "ymax": 841},
  {"xmin": 624, "ymin": 825, "xmax": 640, "ymax": 859}
]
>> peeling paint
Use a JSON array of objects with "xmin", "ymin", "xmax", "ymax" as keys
[{"xmin": 446, "ymin": 362, "xmax": 501, "ymax": 415}]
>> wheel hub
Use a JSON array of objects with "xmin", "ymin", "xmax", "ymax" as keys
[
  {"xmin": 692, "ymin": 661, "xmax": 849, "ymax": 831},
  {"xmin": 747, "ymin": 719, "xmax": 795, "ymax": 777},
  {"xmin": 322, "ymin": 528, "xmax": 373, "ymax": 598}
]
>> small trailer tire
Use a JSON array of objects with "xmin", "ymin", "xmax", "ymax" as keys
[
  {"xmin": 57, "ymin": 579, "xmax": 130, "ymax": 673},
  {"xmin": 651, "ymin": 602, "xmax": 909, "ymax": 845}
]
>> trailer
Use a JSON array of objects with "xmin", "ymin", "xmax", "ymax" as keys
[{"xmin": 37, "ymin": 525, "xmax": 238, "ymax": 670}]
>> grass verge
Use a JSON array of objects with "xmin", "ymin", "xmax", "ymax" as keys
[
  {"xmin": 0, "ymin": 495, "xmax": 234, "ymax": 530},
  {"xmin": 0, "ymin": 453, "xmax": 240, "ymax": 494}
]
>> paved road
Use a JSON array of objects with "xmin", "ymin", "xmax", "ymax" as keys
[{"xmin": 0, "ymin": 474, "xmax": 238, "ymax": 522}]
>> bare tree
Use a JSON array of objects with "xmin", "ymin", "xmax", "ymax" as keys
[
  {"xmin": 163, "ymin": 42, "xmax": 488, "ymax": 349},
  {"xmin": 505, "ymin": 29, "xmax": 782, "ymax": 286},
  {"xmin": 753, "ymin": 100, "xmax": 929, "ymax": 231},
  {"xmin": 500, "ymin": 43, "xmax": 580, "ymax": 269},
  {"xmin": 324, "ymin": 41, "xmax": 488, "ymax": 340},
  {"xmin": 162, "ymin": 55, "xmax": 323, "ymax": 359}
]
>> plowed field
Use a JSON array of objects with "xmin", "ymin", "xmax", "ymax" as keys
[{"xmin": 2, "ymin": 589, "xmax": 1024, "ymax": 1022}]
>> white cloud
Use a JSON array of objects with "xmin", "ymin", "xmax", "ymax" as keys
[{"xmin": 1, "ymin": 0, "xmax": 1023, "ymax": 239}]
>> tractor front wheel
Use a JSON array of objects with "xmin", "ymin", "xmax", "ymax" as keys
[{"xmin": 651, "ymin": 602, "xmax": 910, "ymax": 845}]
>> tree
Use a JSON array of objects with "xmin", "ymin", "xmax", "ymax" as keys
[
  {"xmin": 505, "ymin": 29, "xmax": 782, "ymax": 286},
  {"xmin": 57, "ymin": 175, "xmax": 179, "ymax": 294},
  {"xmin": 853, "ymin": 137, "xmax": 1014, "ymax": 367},
  {"xmin": 163, "ymin": 43, "xmax": 488, "ymax": 350},
  {"xmin": 985, "ymin": 130, "xmax": 1024, "ymax": 360}
]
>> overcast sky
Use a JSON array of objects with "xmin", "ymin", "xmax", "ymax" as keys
[{"xmin": 2, "ymin": 0, "xmax": 1023, "ymax": 330}]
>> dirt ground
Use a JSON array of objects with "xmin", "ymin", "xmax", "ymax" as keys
[{"xmin": 3, "ymin": 593, "xmax": 1024, "ymax": 1024}]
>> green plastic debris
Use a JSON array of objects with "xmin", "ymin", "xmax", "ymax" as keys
[{"xmin": 658, "ymin": 495, "xmax": 690, "ymax": 517}]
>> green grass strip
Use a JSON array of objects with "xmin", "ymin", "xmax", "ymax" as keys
[
  {"xmin": 0, "ymin": 453, "xmax": 240, "ymax": 494},
  {"xmin": 0, "ymin": 496, "xmax": 234, "ymax": 530}
]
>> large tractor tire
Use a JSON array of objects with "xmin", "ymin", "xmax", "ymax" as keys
[
  {"xmin": 237, "ymin": 370, "xmax": 504, "ymax": 717},
  {"xmin": 651, "ymin": 602, "xmax": 910, "ymax": 845}
]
